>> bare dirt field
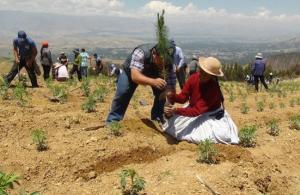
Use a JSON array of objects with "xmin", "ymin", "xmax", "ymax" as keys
[{"xmin": 0, "ymin": 60, "xmax": 299, "ymax": 195}]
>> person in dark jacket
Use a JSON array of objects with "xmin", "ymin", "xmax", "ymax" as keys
[
  {"xmin": 5, "ymin": 31, "xmax": 38, "ymax": 87},
  {"xmin": 252, "ymin": 53, "xmax": 268, "ymax": 91},
  {"xmin": 69, "ymin": 48, "xmax": 82, "ymax": 81},
  {"xmin": 40, "ymin": 41, "xmax": 53, "ymax": 80},
  {"xmin": 106, "ymin": 42, "xmax": 176, "ymax": 124}
]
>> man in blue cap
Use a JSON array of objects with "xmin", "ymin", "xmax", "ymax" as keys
[{"xmin": 5, "ymin": 31, "xmax": 38, "ymax": 87}]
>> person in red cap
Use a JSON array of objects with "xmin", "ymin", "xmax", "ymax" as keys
[
  {"xmin": 40, "ymin": 41, "xmax": 53, "ymax": 80},
  {"xmin": 5, "ymin": 31, "xmax": 38, "ymax": 87}
]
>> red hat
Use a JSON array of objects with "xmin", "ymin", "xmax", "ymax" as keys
[{"xmin": 42, "ymin": 41, "xmax": 49, "ymax": 47}]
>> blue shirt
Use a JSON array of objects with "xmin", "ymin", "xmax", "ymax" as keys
[
  {"xmin": 13, "ymin": 37, "xmax": 36, "ymax": 59},
  {"xmin": 252, "ymin": 59, "xmax": 266, "ymax": 76},
  {"xmin": 173, "ymin": 46, "xmax": 184, "ymax": 68},
  {"xmin": 80, "ymin": 52, "xmax": 90, "ymax": 67}
]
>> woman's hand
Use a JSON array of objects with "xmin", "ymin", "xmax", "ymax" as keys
[{"xmin": 164, "ymin": 105, "xmax": 176, "ymax": 118}]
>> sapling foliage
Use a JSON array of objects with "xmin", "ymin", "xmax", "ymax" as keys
[
  {"xmin": 256, "ymin": 101, "xmax": 265, "ymax": 112},
  {"xmin": 92, "ymin": 86, "xmax": 108, "ymax": 103},
  {"xmin": 109, "ymin": 121, "xmax": 123, "ymax": 136},
  {"xmin": 13, "ymin": 82, "xmax": 28, "ymax": 107},
  {"xmin": 81, "ymin": 78, "xmax": 90, "ymax": 97},
  {"xmin": 0, "ymin": 171, "xmax": 20, "ymax": 195},
  {"xmin": 0, "ymin": 77, "xmax": 9, "ymax": 100},
  {"xmin": 81, "ymin": 95, "xmax": 96, "ymax": 113},
  {"xmin": 20, "ymin": 191, "xmax": 40, "ymax": 195},
  {"xmin": 289, "ymin": 115, "xmax": 300, "ymax": 130},
  {"xmin": 119, "ymin": 169, "xmax": 146, "ymax": 195},
  {"xmin": 239, "ymin": 125, "xmax": 256, "ymax": 147},
  {"xmin": 31, "ymin": 129, "xmax": 47, "ymax": 151},
  {"xmin": 267, "ymin": 119, "xmax": 280, "ymax": 136},
  {"xmin": 240, "ymin": 102, "xmax": 249, "ymax": 114},
  {"xmin": 197, "ymin": 139, "xmax": 218, "ymax": 164},
  {"xmin": 50, "ymin": 84, "xmax": 68, "ymax": 103}
]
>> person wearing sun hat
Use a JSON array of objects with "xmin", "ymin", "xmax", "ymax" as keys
[
  {"xmin": 162, "ymin": 57, "xmax": 239, "ymax": 144},
  {"xmin": 252, "ymin": 52, "xmax": 268, "ymax": 91},
  {"xmin": 5, "ymin": 31, "xmax": 39, "ymax": 87}
]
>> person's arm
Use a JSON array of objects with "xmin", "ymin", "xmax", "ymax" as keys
[
  {"xmin": 13, "ymin": 40, "xmax": 20, "ymax": 63},
  {"xmin": 178, "ymin": 48, "xmax": 184, "ymax": 68},
  {"xmin": 131, "ymin": 69, "xmax": 166, "ymax": 89},
  {"xmin": 27, "ymin": 44, "xmax": 37, "ymax": 67}
]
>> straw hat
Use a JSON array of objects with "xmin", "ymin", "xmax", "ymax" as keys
[
  {"xmin": 198, "ymin": 57, "xmax": 224, "ymax": 77},
  {"xmin": 255, "ymin": 53, "xmax": 263, "ymax": 59},
  {"xmin": 53, "ymin": 62, "xmax": 63, "ymax": 69}
]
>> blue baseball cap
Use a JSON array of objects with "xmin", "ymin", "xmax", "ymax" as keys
[{"xmin": 17, "ymin": 31, "xmax": 27, "ymax": 44}]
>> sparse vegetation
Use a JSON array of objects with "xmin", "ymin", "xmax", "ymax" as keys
[
  {"xmin": 279, "ymin": 102, "xmax": 285, "ymax": 109},
  {"xmin": 119, "ymin": 169, "xmax": 146, "ymax": 195},
  {"xmin": 0, "ymin": 77, "xmax": 9, "ymax": 100},
  {"xmin": 50, "ymin": 84, "xmax": 68, "ymax": 103},
  {"xmin": 31, "ymin": 129, "xmax": 47, "ymax": 151},
  {"xmin": 267, "ymin": 119, "xmax": 280, "ymax": 136},
  {"xmin": 240, "ymin": 102, "xmax": 249, "ymax": 114},
  {"xmin": 92, "ymin": 86, "xmax": 108, "ymax": 102},
  {"xmin": 289, "ymin": 99, "xmax": 295, "ymax": 107},
  {"xmin": 239, "ymin": 125, "xmax": 256, "ymax": 147},
  {"xmin": 81, "ymin": 95, "xmax": 96, "ymax": 113},
  {"xmin": 197, "ymin": 139, "xmax": 218, "ymax": 164},
  {"xmin": 109, "ymin": 121, "xmax": 123, "ymax": 136},
  {"xmin": 0, "ymin": 171, "xmax": 20, "ymax": 195},
  {"xmin": 269, "ymin": 102, "xmax": 275, "ymax": 110},
  {"xmin": 256, "ymin": 101, "xmax": 265, "ymax": 112},
  {"xmin": 20, "ymin": 191, "xmax": 40, "ymax": 195},
  {"xmin": 229, "ymin": 90, "xmax": 235, "ymax": 102},
  {"xmin": 81, "ymin": 78, "xmax": 90, "ymax": 97},
  {"xmin": 13, "ymin": 82, "xmax": 28, "ymax": 106},
  {"xmin": 289, "ymin": 115, "xmax": 300, "ymax": 130}
]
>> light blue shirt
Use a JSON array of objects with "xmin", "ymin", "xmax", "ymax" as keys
[
  {"xmin": 173, "ymin": 46, "xmax": 184, "ymax": 68},
  {"xmin": 80, "ymin": 52, "xmax": 89, "ymax": 67}
]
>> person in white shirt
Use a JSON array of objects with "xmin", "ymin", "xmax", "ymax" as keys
[{"xmin": 53, "ymin": 62, "xmax": 69, "ymax": 82}]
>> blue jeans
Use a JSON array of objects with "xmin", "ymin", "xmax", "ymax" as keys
[
  {"xmin": 80, "ymin": 66, "xmax": 88, "ymax": 78},
  {"xmin": 106, "ymin": 71, "xmax": 165, "ymax": 123}
]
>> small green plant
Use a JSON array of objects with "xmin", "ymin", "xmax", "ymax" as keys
[
  {"xmin": 279, "ymin": 102, "xmax": 285, "ymax": 109},
  {"xmin": 296, "ymin": 98, "xmax": 300, "ymax": 105},
  {"xmin": 92, "ymin": 86, "xmax": 108, "ymax": 102},
  {"xmin": 50, "ymin": 84, "xmax": 68, "ymax": 103},
  {"xmin": 240, "ymin": 102, "xmax": 249, "ymax": 114},
  {"xmin": 256, "ymin": 101, "xmax": 265, "ymax": 112},
  {"xmin": 268, "ymin": 102, "xmax": 275, "ymax": 110},
  {"xmin": 45, "ymin": 78, "xmax": 53, "ymax": 88},
  {"xmin": 0, "ymin": 171, "xmax": 20, "ymax": 195},
  {"xmin": 289, "ymin": 115, "xmax": 300, "ymax": 130},
  {"xmin": 81, "ymin": 78, "xmax": 90, "ymax": 97},
  {"xmin": 31, "ymin": 129, "xmax": 47, "ymax": 151},
  {"xmin": 13, "ymin": 82, "xmax": 28, "ymax": 106},
  {"xmin": 119, "ymin": 169, "xmax": 146, "ymax": 195},
  {"xmin": 239, "ymin": 125, "xmax": 256, "ymax": 147},
  {"xmin": 267, "ymin": 119, "xmax": 280, "ymax": 136},
  {"xmin": 0, "ymin": 77, "xmax": 9, "ymax": 100},
  {"xmin": 229, "ymin": 90, "xmax": 235, "ymax": 102},
  {"xmin": 197, "ymin": 139, "xmax": 218, "ymax": 164},
  {"xmin": 81, "ymin": 95, "xmax": 96, "ymax": 113},
  {"xmin": 19, "ymin": 74, "xmax": 28, "ymax": 87},
  {"xmin": 67, "ymin": 78, "xmax": 77, "ymax": 87},
  {"xmin": 289, "ymin": 99, "xmax": 295, "ymax": 107},
  {"xmin": 109, "ymin": 121, "xmax": 123, "ymax": 136}
]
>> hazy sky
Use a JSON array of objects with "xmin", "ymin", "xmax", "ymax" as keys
[{"xmin": 1, "ymin": 0, "xmax": 300, "ymax": 41}]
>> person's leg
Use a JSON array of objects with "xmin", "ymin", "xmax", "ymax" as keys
[
  {"xmin": 106, "ymin": 71, "xmax": 137, "ymax": 123},
  {"xmin": 260, "ymin": 76, "xmax": 269, "ymax": 90},
  {"xmin": 151, "ymin": 87, "xmax": 166, "ymax": 121},
  {"xmin": 69, "ymin": 65, "xmax": 76, "ymax": 79},
  {"xmin": 42, "ymin": 65, "xmax": 50, "ymax": 80},
  {"xmin": 81, "ymin": 67, "xmax": 88, "ymax": 78},
  {"xmin": 25, "ymin": 62, "xmax": 38, "ymax": 87},
  {"xmin": 5, "ymin": 60, "xmax": 23, "ymax": 84},
  {"xmin": 77, "ymin": 66, "xmax": 82, "ymax": 81},
  {"xmin": 254, "ymin": 76, "xmax": 259, "ymax": 91}
]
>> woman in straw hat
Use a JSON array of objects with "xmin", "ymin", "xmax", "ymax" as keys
[{"xmin": 162, "ymin": 57, "xmax": 239, "ymax": 144}]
